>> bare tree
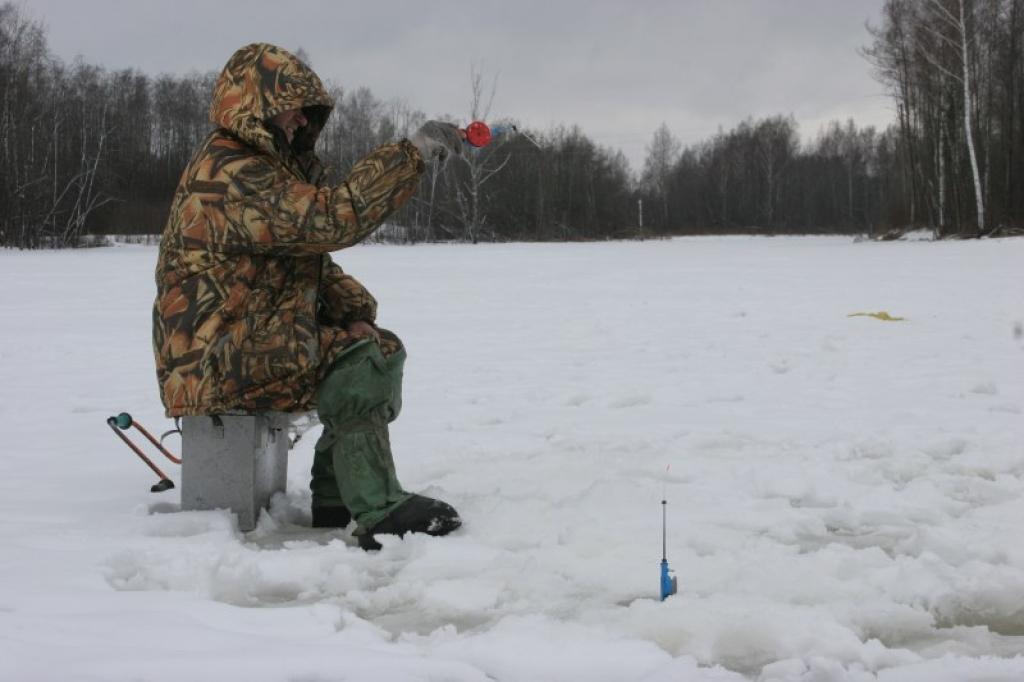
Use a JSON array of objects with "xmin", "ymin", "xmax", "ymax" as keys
[
  {"xmin": 450, "ymin": 65, "xmax": 511, "ymax": 242},
  {"xmin": 641, "ymin": 123, "xmax": 681, "ymax": 230},
  {"xmin": 865, "ymin": 0, "xmax": 924, "ymax": 226},
  {"xmin": 754, "ymin": 116, "xmax": 799, "ymax": 227},
  {"xmin": 922, "ymin": 0, "xmax": 986, "ymax": 233}
]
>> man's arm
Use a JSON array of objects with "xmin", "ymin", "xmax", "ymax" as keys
[{"xmin": 179, "ymin": 140, "xmax": 425, "ymax": 255}]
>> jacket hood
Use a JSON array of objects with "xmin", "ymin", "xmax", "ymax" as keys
[{"xmin": 209, "ymin": 43, "xmax": 333, "ymax": 154}]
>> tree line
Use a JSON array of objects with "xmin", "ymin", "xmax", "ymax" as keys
[
  {"xmin": 1, "ymin": 1, "xmax": 1020, "ymax": 248},
  {"xmin": 638, "ymin": 0, "xmax": 1022, "ymax": 238},
  {"xmin": 863, "ymin": 0, "xmax": 1023, "ymax": 237}
]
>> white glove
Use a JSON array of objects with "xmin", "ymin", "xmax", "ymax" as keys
[{"xmin": 409, "ymin": 121, "xmax": 463, "ymax": 162}]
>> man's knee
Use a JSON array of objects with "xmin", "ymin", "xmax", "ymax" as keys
[
  {"xmin": 317, "ymin": 339, "xmax": 405, "ymax": 424},
  {"xmin": 377, "ymin": 327, "xmax": 404, "ymax": 359}
]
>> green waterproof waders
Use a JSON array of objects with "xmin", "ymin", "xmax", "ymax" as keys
[{"xmin": 310, "ymin": 339, "xmax": 412, "ymax": 533}]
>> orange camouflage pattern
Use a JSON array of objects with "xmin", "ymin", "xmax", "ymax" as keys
[{"xmin": 153, "ymin": 43, "xmax": 423, "ymax": 417}]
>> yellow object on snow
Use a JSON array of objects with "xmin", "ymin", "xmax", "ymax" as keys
[{"xmin": 848, "ymin": 311, "xmax": 906, "ymax": 322}]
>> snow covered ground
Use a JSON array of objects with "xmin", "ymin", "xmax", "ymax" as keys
[{"xmin": 0, "ymin": 236, "xmax": 1022, "ymax": 681}]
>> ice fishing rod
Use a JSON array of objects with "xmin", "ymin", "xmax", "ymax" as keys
[
  {"xmin": 106, "ymin": 412, "xmax": 180, "ymax": 492},
  {"xmin": 463, "ymin": 120, "xmax": 543, "ymax": 150},
  {"xmin": 661, "ymin": 491, "xmax": 678, "ymax": 601}
]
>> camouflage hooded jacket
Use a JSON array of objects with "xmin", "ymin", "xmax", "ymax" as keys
[{"xmin": 153, "ymin": 43, "xmax": 424, "ymax": 417}]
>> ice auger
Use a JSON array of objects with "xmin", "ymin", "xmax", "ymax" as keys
[{"xmin": 106, "ymin": 412, "xmax": 180, "ymax": 492}]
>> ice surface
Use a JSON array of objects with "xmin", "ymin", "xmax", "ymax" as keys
[{"xmin": 0, "ymin": 236, "xmax": 1022, "ymax": 681}]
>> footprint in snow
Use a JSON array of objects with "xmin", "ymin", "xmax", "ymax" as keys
[
  {"xmin": 564, "ymin": 394, "xmax": 590, "ymax": 407},
  {"xmin": 609, "ymin": 395, "xmax": 652, "ymax": 409},
  {"xmin": 970, "ymin": 382, "xmax": 998, "ymax": 395}
]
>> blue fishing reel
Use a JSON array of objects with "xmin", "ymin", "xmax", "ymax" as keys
[{"xmin": 660, "ymin": 558, "xmax": 677, "ymax": 601}]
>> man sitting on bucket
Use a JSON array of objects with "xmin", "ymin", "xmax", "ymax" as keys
[{"xmin": 152, "ymin": 43, "xmax": 462, "ymax": 550}]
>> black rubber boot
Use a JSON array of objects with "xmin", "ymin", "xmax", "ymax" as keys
[
  {"xmin": 311, "ymin": 505, "xmax": 352, "ymax": 529},
  {"xmin": 358, "ymin": 494, "xmax": 461, "ymax": 551}
]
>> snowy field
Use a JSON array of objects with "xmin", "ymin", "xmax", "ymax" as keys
[{"xmin": 0, "ymin": 236, "xmax": 1022, "ymax": 682}]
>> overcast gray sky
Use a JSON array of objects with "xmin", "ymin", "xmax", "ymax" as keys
[{"xmin": 28, "ymin": 0, "xmax": 893, "ymax": 171}]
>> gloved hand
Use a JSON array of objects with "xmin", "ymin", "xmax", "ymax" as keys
[{"xmin": 409, "ymin": 121, "xmax": 463, "ymax": 162}]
